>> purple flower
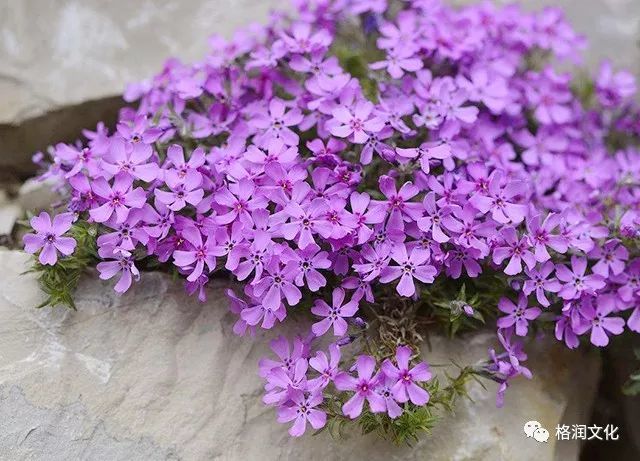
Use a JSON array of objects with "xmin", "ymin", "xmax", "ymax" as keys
[
  {"xmin": 458, "ymin": 68, "xmax": 509, "ymax": 114},
  {"xmin": 370, "ymin": 47, "xmax": 423, "ymax": 79},
  {"xmin": 376, "ymin": 375, "xmax": 404, "ymax": 418},
  {"xmin": 348, "ymin": 191, "xmax": 385, "ymax": 244},
  {"xmin": 282, "ymin": 198, "xmax": 331, "ymax": 249},
  {"xmin": 282, "ymin": 244, "xmax": 331, "ymax": 292},
  {"xmin": 334, "ymin": 355, "xmax": 385, "ymax": 419},
  {"xmin": 522, "ymin": 261, "xmax": 561, "ymax": 307},
  {"xmin": 556, "ymin": 256, "xmax": 606, "ymax": 300},
  {"xmin": 371, "ymin": 176, "xmax": 423, "ymax": 231},
  {"xmin": 252, "ymin": 258, "xmax": 302, "ymax": 310},
  {"xmin": 311, "ymin": 288, "xmax": 359, "ymax": 337},
  {"xmin": 226, "ymin": 289, "xmax": 255, "ymax": 337},
  {"xmin": 154, "ymin": 177, "xmax": 204, "ymax": 211},
  {"xmin": 263, "ymin": 358, "xmax": 308, "ymax": 405},
  {"xmin": 23, "ymin": 212, "xmax": 77, "ymax": 265},
  {"xmin": 379, "ymin": 244, "xmax": 437, "ymax": 297},
  {"xmin": 259, "ymin": 335, "xmax": 307, "ymax": 378},
  {"xmin": 381, "ymin": 346, "xmax": 431, "ymax": 405},
  {"xmin": 308, "ymin": 343, "xmax": 341, "ymax": 390},
  {"xmin": 492, "ymin": 227, "xmax": 536, "ymax": 275},
  {"xmin": 573, "ymin": 295, "xmax": 625, "ymax": 347},
  {"xmin": 277, "ymin": 390, "xmax": 326, "ymax": 437},
  {"xmin": 96, "ymin": 247, "xmax": 140, "ymax": 293},
  {"xmin": 328, "ymin": 100, "xmax": 385, "ymax": 144},
  {"xmin": 555, "ymin": 310, "xmax": 579, "ymax": 349},
  {"xmin": 172, "ymin": 226, "xmax": 217, "ymax": 282},
  {"xmin": 101, "ymin": 138, "xmax": 159, "ymax": 182},
  {"xmin": 469, "ymin": 170, "xmax": 527, "ymax": 224},
  {"xmin": 526, "ymin": 213, "xmax": 567, "ymax": 262},
  {"xmin": 596, "ymin": 61, "xmax": 636, "ymax": 107},
  {"xmin": 416, "ymin": 192, "xmax": 459, "ymax": 243},
  {"xmin": 353, "ymin": 244, "xmax": 391, "ymax": 282},
  {"xmin": 214, "ymin": 179, "xmax": 266, "ymax": 226},
  {"xmin": 497, "ymin": 295, "xmax": 541, "ymax": 336},
  {"xmin": 251, "ymin": 99, "xmax": 303, "ymax": 146},
  {"xmin": 396, "ymin": 142, "xmax": 451, "ymax": 174},
  {"xmin": 590, "ymin": 240, "xmax": 628, "ymax": 278},
  {"xmin": 90, "ymin": 176, "xmax": 147, "ymax": 223},
  {"xmin": 164, "ymin": 144, "xmax": 205, "ymax": 185}
]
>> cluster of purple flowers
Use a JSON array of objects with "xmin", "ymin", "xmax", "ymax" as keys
[
  {"xmin": 25, "ymin": 0, "xmax": 640, "ymax": 434},
  {"xmin": 259, "ymin": 338, "xmax": 430, "ymax": 436}
]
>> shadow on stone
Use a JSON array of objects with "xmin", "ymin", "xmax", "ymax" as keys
[{"xmin": 0, "ymin": 96, "xmax": 124, "ymax": 180}]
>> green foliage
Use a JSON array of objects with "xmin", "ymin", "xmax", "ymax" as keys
[
  {"xmin": 420, "ymin": 270, "xmax": 506, "ymax": 338},
  {"xmin": 358, "ymin": 404, "xmax": 440, "ymax": 445},
  {"xmin": 318, "ymin": 364, "xmax": 482, "ymax": 445},
  {"xmin": 26, "ymin": 220, "xmax": 99, "ymax": 309}
]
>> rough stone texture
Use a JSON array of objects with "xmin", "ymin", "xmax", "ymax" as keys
[
  {"xmin": 0, "ymin": 0, "xmax": 283, "ymax": 176},
  {"xmin": 0, "ymin": 202, "xmax": 21, "ymax": 236},
  {"xmin": 16, "ymin": 177, "xmax": 63, "ymax": 212},
  {"xmin": 0, "ymin": 0, "xmax": 282, "ymax": 125},
  {"xmin": 0, "ymin": 250, "xmax": 600, "ymax": 460}
]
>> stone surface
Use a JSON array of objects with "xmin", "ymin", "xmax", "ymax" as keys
[
  {"xmin": 0, "ymin": 189, "xmax": 21, "ymax": 238},
  {"xmin": 0, "ymin": 0, "xmax": 283, "ymax": 175},
  {"xmin": 0, "ymin": 250, "xmax": 600, "ymax": 460},
  {"xmin": 16, "ymin": 177, "xmax": 63, "ymax": 213},
  {"xmin": 0, "ymin": 0, "xmax": 282, "ymax": 125},
  {"xmin": 0, "ymin": 202, "xmax": 21, "ymax": 236}
]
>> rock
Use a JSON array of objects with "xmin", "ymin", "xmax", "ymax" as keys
[
  {"xmin": 0, "ymin": 190, "xmax": 22, "ymax": 239},
  {"xmin": 453, "ymin": 0, "xmax": 640, "ymax": 73},
  {"xmin": 0, "ymin": 0, "xmax": 284, "ymax": 175},
  {"xmin": 0, "ymin": 250, "xmax": 600, "ymax": 460},
  {"xmin": 0, "ymin": 202, "xmax": 21, "ymax": 236},
  {"xmin": 17, "ymin": 177, "xmax": 64, "ymax": 212}
]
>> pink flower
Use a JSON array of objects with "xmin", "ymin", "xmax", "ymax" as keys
[
  {"xmin": 497, "ymin": 295, "xmax": 541, "ymax": 336},
  {"xmin": 23, "ymin": 212, "xmax": 77, "ymax": 265},
  {"xmin": 334, "ymin": 355, "xmax": 385, "ymax": 419},
  {"xmin": 96, "ymin": 247, "xmax": 140, "ymax": 293},
  {"xmin": 522, "ymin": 261, "xmax": 561, "ymax": 307},
  {"xmin": 328, "ymin": 100, "xmax": 385, "ymax": 144},
  {"xmin": 370, "ymin": 47, "xmax": 423, "ymax": 79},
  {"xmin": 101, "ymin": 138, "xmax": 159, "ymax": 182},
  {"xmin": 556, "ymin": 256, "xmax": 606, "ymax": 300},
  {"xmin": 308, "ymin": 344, "xmax": 341, "ymax": 390},
  {"xmin": 172, "ymin": 226, "xmax": 217, "ymax": 282},
  {"xmin": 492, "ymin": 227, "xmax": 536, "ymax": 276},
  {"xmin": 379, "ymin": 244, "xmax": 437, "ymax": 297},
  {"xmin": 277, "ymin": 391, "xmax": 326, "ymax": 437},
  {"xmin": 311, "ymin": 288, "xmax": 359, "ymax": 337},
  {"xmin": 90, "ymin": 176, "xmax": 147, "ymax": 223},
  {"xmin": 573, "ymin": 295, "xmax": 625, "ymax": 347},
  {"xmin": 381, "ymin": 345, "xmax": 432, "ymax": 405}
]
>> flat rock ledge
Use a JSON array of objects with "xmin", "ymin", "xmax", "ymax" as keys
[{"xmin": 0, "ymin": 250, "xmax": 600, "ymax": 460}]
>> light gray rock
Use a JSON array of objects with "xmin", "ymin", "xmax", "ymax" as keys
[
  {"xmin": 17, "ymin": 177, "xmax": 63, "ymax": 213},
  {"xmin": 0, "ymin": 250, "xmax": 600, "ymax": 460},
  {"xmin": 0, "ymin": 0, "xmax": 284, "ymax": 175},
  {"xmin": 453, "ymin": 0, "xmax": 640, "ymax": 73},
  {"xmin": 0, "ymin": 202, "xmax": 21, "ymax": 236},
  {"xmin": 0, "ymin": 0, "xmax": 282, "ymax": 125}
]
